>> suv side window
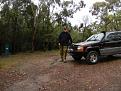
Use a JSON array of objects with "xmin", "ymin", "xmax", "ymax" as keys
[
  {"xmin": 106, "ymin": 32, "xmax": 121, "ymax": 41},
  {"xmin": 106, "ymin": 33, "xmax": 116, "ymax": 41},
  {"xmin": 115, "ymin": 32, "xmax": 121, "ymax": 40}
]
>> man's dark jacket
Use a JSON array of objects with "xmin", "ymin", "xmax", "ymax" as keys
[{"xmin": 59, "ymin": 32, "xmax": 72, "ymax": 46}]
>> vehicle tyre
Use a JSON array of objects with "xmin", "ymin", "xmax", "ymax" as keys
[
  {"xmin": 86, "ymin": 51, "xmax": 99, "ymax": 64},
  {"xmin": 72, "ymin": 55, "xmax": 82, "ymax": 61}
]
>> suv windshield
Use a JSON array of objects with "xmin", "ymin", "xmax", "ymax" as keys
[{"xmin": 86, "ymin": 33, "xmax": 104, "ymax": 41}]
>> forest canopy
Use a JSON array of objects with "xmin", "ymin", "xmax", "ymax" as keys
[{"xmin": 0, "ymin": 0, "xmax": 121, "ymax": 54}]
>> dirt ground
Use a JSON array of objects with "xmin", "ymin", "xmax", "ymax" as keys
[{"xmin": 1, "ymin": 51, "xmax": 121, "ymax": 91}]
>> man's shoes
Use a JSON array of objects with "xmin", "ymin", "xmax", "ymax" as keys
[
  {"xmin": 59, "ymin": 58, "xmax": 67, "ymax": 63},
  {"xmin": 63, "ymin": 59, "xmax": 67, "ymax": 63},
  {"xmin": 63, "ymin": 61, "xmax": 67, "ymax": 63},
  {"xmin": 59, "ymin": 58, "xmax": 63, "ymax": 62}
]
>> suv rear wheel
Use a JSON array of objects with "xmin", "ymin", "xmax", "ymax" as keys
[{"xmin": 86, "ymin": 51, "xmax": 99, "ymax": 64}]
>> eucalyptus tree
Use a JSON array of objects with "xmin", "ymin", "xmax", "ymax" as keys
[
  {"xmin": 34, "ymin": 0, "xmax": 59, "ymax": 50},
  {"xmin": 90, "ymin": 0, "xmax": 121, "ymax": 32},
  {"xmin": 54, "ymin": 0, "xmax": 86, "ymax": 26},
  {"xmin": 0, "ymin": 0, "xmax": 32, "ymax": 53},
  {"xmin": 25, "ymin": 1, "xmax": 38, "ymax": 51},
  {"xmin": 11, "ymin": 0, "xmax": 32, "ymax": 52},
  {"xmin": 0, "ymin": 0, "xmax": 14, "ymax": 53}
]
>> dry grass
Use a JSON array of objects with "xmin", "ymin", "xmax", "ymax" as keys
[
  {"xmin": 0, "ymin": 50, "xmax": 59, "ymax": 69},
  {"xmin": 0, "ymin": 56, "xmax": 19, "ymax": 69}
]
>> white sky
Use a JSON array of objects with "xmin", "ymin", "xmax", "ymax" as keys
[{"xmin": 32, "ymin": 0, "xmax": 105, "ymax": 26}]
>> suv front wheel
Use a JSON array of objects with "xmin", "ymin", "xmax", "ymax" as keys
[{"xmin": 86, "ymin": 51, "xmax": 99, "ymax": 64}]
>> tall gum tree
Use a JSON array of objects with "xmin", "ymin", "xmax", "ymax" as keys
[{"xmin": 90, "ymin": 0, "xmax": 121, "ymax": 32}]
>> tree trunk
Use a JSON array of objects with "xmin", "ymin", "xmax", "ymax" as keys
[
  {"xmin": 31, "ymin": 3, "xmax": 37, "ymax": 52},
  {"xmin": 32, "ymin": 26, "xmax": 36, "ymax": 52},
  {"xmin": 31, "ymin": 15, "xmax": 37, "ymax": 52}
]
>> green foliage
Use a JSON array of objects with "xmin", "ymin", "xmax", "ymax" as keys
[
  {"xmin": 90, "ymin": 0, "xmax": 121, "ymax": 33},
  {"xmin": 1, "ymin": 0, "xmax": 121, "ymax": 54},
  {"xmin": 71, "ymin": 30, "xmax": 82, "ymax": 42},
  {"xmin": 3, "ymin": 0, "xmax": 120, "ymax": 54}
]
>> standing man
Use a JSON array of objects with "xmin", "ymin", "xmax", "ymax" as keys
[{"xmin": 58, "ymin": 26, "xmax": 72, "ymax": 62}]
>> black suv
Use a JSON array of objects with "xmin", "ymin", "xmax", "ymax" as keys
[{"xmin": 68, "ymin": 31, "xmax": 121, "ymax": 64}]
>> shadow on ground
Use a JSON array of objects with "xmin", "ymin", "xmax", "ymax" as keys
[{"xmin": 68, "ymin": 54, "xmax": 121, "ymax": 65}]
